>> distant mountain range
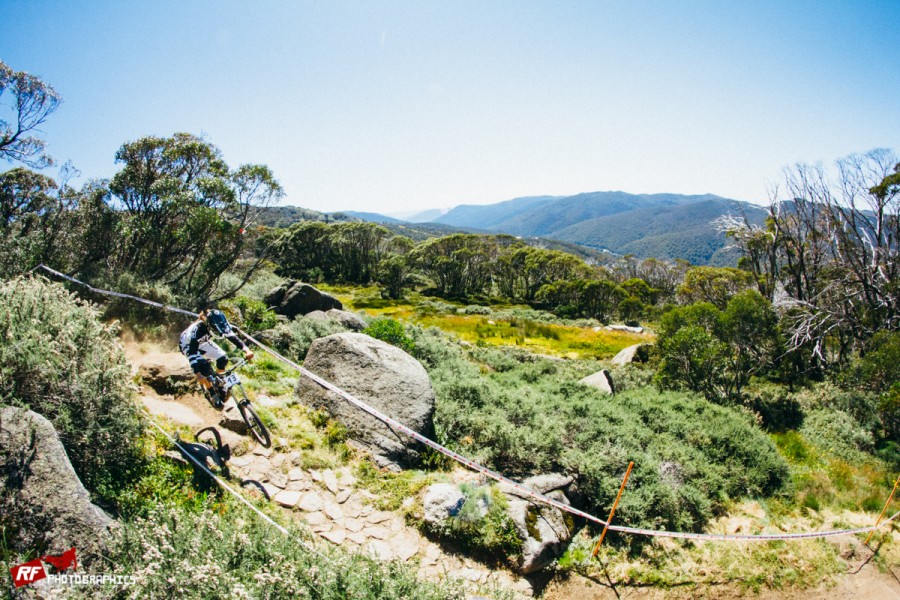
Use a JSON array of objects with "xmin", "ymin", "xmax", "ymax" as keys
[
  {"xmin": 429, "ymin": 191, "xmax": 767, "ymax": 265},
  {"xmin": 261, "ymin": 191, "xmax": 768, "ymax": 265}
]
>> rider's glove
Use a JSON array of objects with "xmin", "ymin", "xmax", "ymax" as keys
[{"xmin": 244, "ymin": 349, "xmax": 255, "ymax": 362}]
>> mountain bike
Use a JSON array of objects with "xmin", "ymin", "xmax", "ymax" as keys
[{"xmin": 203, "ymin": 358, "xmax": 271, "ymax": 448}]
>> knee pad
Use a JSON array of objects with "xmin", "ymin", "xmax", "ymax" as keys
[{"xmin": 216, "ymin": 356, "xmax": 229, "ymax": 371}]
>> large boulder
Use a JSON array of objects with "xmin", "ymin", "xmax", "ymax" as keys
[
  {"xmin": 611, "ymin": 343, "xmax": 653, "ymax": 366},
  {"xmin": 265, "ymin": 280, "xmax": 342, "ymax": 318},
  {"xmin": 325, "ymin": 309, "xmax": 368, "ymax": 331},
  {"xmin": 0, "ymin": 406, "xmax": 113, "ymax": 560},
  {"xmin": 138, "ymin": 353, "xmax": 195, "ymax": 394},
  {"xmin": 579, "ymin": 369, "xmax": 615, "ymax": 395},
  {"xmin": 295, "ymin": 333, "xmax": 435, "ymax": 470}
]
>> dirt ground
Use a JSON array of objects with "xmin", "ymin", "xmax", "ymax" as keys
[{"xmin": 539, "ymin": 547, "xmax": 898, "ymax": 599}]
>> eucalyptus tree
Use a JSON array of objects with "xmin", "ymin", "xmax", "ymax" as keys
[{"xmin": 0, "ymin": 60, "xmax": 61, "ymax": 168}]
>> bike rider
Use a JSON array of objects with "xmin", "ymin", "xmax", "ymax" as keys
[{"xmin": 179, "ymin": 306, "xmax": 254, "ymax": 406}]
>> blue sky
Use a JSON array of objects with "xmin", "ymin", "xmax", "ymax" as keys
[{"xmin": 2, "ymin": 1, "xmax": 898, "ymax": 214}]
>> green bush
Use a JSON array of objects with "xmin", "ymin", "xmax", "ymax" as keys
[
  {"xmin": 221, "ymin": 295, "xmax": 278, "ymax": 333},
  {"xmin": 801, "ymin": 409, "xmax": 875, "ymax": 462},
  {"xmin": 424, "ymin": 333, "xmax": 790, "ymax": 534},
  {"xmin": 264, "ymin": 316, "xmax": 345, "ymax": 362},
  {"xmin": 88, "ymin": 504, "xmax": 473, "ymax": 599},
  {"xmin": 364, "ymin": 318, "xmax": 416, "ymax": 355},
  {"xmin": 424, "ymin": 483, "xmax": 522, "ymax": 563},
  {"xmin": 0, "ymin": 277, "xmax": 146, "ymax": 495}
]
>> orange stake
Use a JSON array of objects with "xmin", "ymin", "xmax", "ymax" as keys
[
  {"xmin": 865, "ymin": 475, "xmax": 899, "ymax": 546},
  {"xmin": 592, "ymin": 461, "xmax": 634, "ymax": 558}
]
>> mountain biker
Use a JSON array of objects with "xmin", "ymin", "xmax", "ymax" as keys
[{"xmin": 179, "ymin": 306, "xmax": 254, "ymax": 405}]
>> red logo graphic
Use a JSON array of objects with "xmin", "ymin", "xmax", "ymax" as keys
[
  {"xmin": 9, "ymin": 547, "xmax": 77, "ymax": 588},
  {"xmin": 42, "ymin": 547, "xmax": 78, "ymax": 572},
  {"xmin": 10, "ymin": 559, "xmax": 46, "ymax": 588}
]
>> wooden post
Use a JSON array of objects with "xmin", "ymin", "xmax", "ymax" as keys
[
  {"xmin": 592, "ymin": 461, "xmax": 634, "ymax": 558},
  {"xmin": 865, "ymin": 475, "xmax": 899, "ymax": 546}
]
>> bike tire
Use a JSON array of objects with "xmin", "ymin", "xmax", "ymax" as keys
[{"xmin": 237, "ymin": 397, "xmax": 271, "ymax": 448}]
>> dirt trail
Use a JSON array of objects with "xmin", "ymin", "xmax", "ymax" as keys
[{"xmin": 124, "ymin": 338, "xmax": 535, "ymax": 597}]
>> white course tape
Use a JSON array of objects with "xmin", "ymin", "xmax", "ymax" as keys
[{"xmin": 32, "ymin": 265, "xmax": 900, "ymax": 543}]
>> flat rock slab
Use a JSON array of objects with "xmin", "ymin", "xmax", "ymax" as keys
[
  {"xmin": 322, "ymin": 529, "xmax": 346, "ymax": 545},
  {"xmin": 274, "ymin": 490, "xmax": 302, "ymax": 508},
  {"xmin": 298, "ymin": 492, "xmax": 325, "ymax": 512},
  {"xmin": 323, "ymin": 469, "xmax": 340, "ymax": 494}
]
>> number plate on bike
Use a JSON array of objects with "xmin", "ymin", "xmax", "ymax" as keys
[{"xmin": 224, "ymin": 374, "xmax": 240, "ymax": 387}]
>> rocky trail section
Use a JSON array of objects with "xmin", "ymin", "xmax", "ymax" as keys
[{"xmin": 126, "ymin": 342, "xmax": 535, "ymax": 597}]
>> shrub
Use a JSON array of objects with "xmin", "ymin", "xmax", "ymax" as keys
[
  {"xmin": 424, "ymin": 483, "xmax": 522, "ymax": 563},
  {"xmin": 426, "ymin": 339, "xmax": 790, "ymax": 534},
  {"xmin": 264, "ymin": 316, "xmax": 345, "ymax": 362},
  {"xmin": 221, "ymin": 295, "xmax": 278, "ymax": 333},
  {"xmin": 90, "ymin": 504, "xmax": 472, "ymax": 599},
  {"xmin": 364, "ymin": 318, "xmax": 416, "ymax": 355},
  {"xmin": 0, "ymin": 276, "xmax": 145, "ymax": 495},
  {"xmin": 801, "ymin": 409, "xmax": 875, "ymax": 462}
]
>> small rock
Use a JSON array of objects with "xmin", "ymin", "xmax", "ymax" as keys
[
  {"xmin": 323, "ymin": 501, "xmax": 344, "ymax": 521},
  {"xmin": 273, "ymin": 490, "xmax": 301, "ymax": 508},
  {"xmin": 367, "ymin": 510, "xmax": 392, "ymax": 524},
  {"xmin": 309, "ymin": 469, "xmax": 323, "ymax": 482},
  {"xmin": 323, "ymin": 469, "xmax": 340, "ymax": 494},
  {"xmin": 253, "ymin": 445, "xmax": 273, "ymax": 458},
  {"xmin": 393, "ymin": 532, "xmax": 420, "ymax": 561},
  {"xmin": 256, "ymin": 394, "xmax": 281, "ymax": 408},
  {"xmin": 304, "ymin": 512, "xmax": 329, "ymax": 527},
  {"xmin": 298, "ymin": 492, "xmax": 325, "ymax": 512},
  {"xmin": 366, "ymin": 526, "xmax": 389, "ymax": 540},
  {"xmin": 579, "ymin": 369, "xmax": 615, "ymax": 395},
  {"xmin": 219, "ymin": 400, "xmax": 249, "ymax": 434},
  {"xmin": 336, "ymin": 489, "xmax": 353, "ymax": 503},
  {"xmin": 267, "ymin": 471, "xmax": 289, "ymax": 488},
  {"xmin": 423, "ymin": 483, "xmax": 465, "ymax": 525},
  {"xmin": 344, "ymin": 518, "xmax": 365, "ymax": 533},
  {"xmin": 322, "ymin": 529, "xmax": 346, "ymax": 545},
  {"xmin": 346, "ymin": 531, "xmax": 368, "ymax": 545},
  {"xmin": 262, "ymin": 482, "xmax": 282, "ymax": 499}
]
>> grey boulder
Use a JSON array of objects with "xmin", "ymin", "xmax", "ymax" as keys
[
  {"xmin": 611, "ymin": 343, "xmax": 653, "ymax": 366},
  {"xmin": 295, "ymin": 333, "xmax": 435, "ymax": 470},
  {"xmin": 0, "ymin": 406, "xmax": 113, "ymax": 560},
  {"xmin": 579, "ymin": 368, "xmax": 615, "ymax": 395},
  {"xmin": 265, "ymin": 280, "xmax": 342, "ymax": 318},
  {"xmin": 325, "ymin": 309, "xmax": 368, "ymax": 331}
]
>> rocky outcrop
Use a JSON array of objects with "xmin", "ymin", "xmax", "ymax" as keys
[
  {"xmin": 579, "ymin": 369, "xmax": 615, "ymax": 395},
  {"xmin": 503, "ymin": 473, "xmax": 576, "ymax": 574},
  {"xmin": 611, "ymin": 343, "xmax": 653, "ymax": 366},
  {"xmin": 0, "ymin": 406, "xmax": 113, "ymax": 559},
  {"xmin": 138, "ymin": 354, "xmax": 195, "ymax": 394},
  {"xmin": 265, "ymin": 280, "xmax": 342, "ymax": 318},
  {"xmin": 295, "ymin": 333, "xmax": 435, "ymax": 470}
]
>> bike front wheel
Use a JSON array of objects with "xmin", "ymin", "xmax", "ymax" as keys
[{"xmin": 236, "ymin": 395, "xmax": 271, "ymax": 448}]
